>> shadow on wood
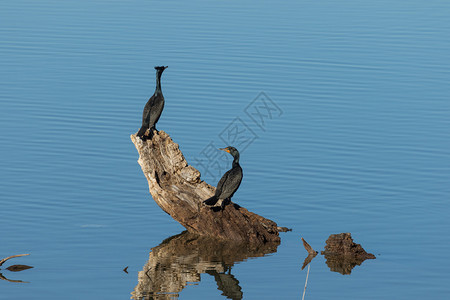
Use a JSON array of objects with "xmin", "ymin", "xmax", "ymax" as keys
[{"xmin": 131, "ymin": 130, "xmax": 281, "ymax": 244}]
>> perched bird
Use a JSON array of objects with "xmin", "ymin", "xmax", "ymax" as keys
[
  {"xmin": 204, "ymin": 146, "xmax": 243, "ymax": 208},
  {"xmin": 137, "ymin": 66, "xmax": 168, "ymax": 140}
]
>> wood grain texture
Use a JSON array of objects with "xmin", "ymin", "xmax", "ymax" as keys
[{"xmin": 131, "ymin": 130, "xmax": 280, "ymax": 244}]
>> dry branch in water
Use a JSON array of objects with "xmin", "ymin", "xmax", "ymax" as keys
[
  {"xmin": 131, "ymin": 130, "xmax": 281, "ymax": 244},
  {"xmin": 301, "ymin": 238, "xmax": 318, "ymax": 270},
  {"xmin": 301, "ymin": 238, "xmax": 318, "ymax": 255},
  {"xmin": 0, "ymin": 254, "xmax": 30, "ymax": 267}
]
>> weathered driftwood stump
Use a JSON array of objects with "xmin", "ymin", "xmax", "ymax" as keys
[{"xmin": 131, "ymin": 130, "xmax": 281, "ymax": 244}]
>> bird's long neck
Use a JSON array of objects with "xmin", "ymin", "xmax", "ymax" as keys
[
  {"xmin": 155, "ymin": 71, "xmax": 163, "ymax": 95},
  {"xmin": 232, "ymin": 153, "xmax": 240, "ymax": 167}
]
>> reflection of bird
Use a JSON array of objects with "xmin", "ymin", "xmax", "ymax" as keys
[
  {"xmin": 204, "ymin": 146, "xmax": 243, "ymax": 207},
  {"xmin": 206, "ymin": 269, "xmax": 243, "ymax": 300},
  {"xmin": 137, "ymin": 66, "xmax": 168, "ymax": 140}
]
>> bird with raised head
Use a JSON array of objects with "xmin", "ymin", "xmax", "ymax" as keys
[
  {"xmin": 137, "ymin": 66, "xmax": 168, "ymax": 140},
  {"xmin": 204, "ymin": 146, "xmax": 243, "ymax": 208}
]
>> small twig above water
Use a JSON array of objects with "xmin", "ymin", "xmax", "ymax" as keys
[
  {"xmin": 301, "ymin": 238, "xmax": 318, "ymax": 270},
  {"xmin": 0, "ymin": 254, "xmax": 30, "ymax": 267},
  {"xmin": 301, "ymin": 238, "xmax": 317, "ymax": 255},
  {"xmin": 277, "ymin": 226, "xmax": 292, "ymax": 232}
]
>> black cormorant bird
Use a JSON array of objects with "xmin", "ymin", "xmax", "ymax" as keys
[
  {"xmin": 204, "ymin": 146, "xmax": 243, "ymax": 208},
  {"xmin": 137, "ymin": 66, "xmax": 168, "ymax": 140}
]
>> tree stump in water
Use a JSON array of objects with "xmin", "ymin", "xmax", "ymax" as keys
[
  {"xmin": 321, "ymin": 233, "xmax": 376, "ymax": 275},
  {"xmin": 131, "ymin": 130, "xmax": 281, "ymax": 244}
]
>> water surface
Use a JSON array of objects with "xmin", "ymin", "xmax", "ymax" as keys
[{"xmin": 1, "ymin": 0, "xmax": 450, "ymax": 299}]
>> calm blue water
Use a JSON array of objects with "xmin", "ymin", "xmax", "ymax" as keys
[{"xmin": 1, "ymin": 0, "xmax": 450, "ymax": 299}]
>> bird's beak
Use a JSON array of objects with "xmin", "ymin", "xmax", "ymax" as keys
[{"xmin": 219, "ymin": 147, "xmax": 230, "ymax": 153}]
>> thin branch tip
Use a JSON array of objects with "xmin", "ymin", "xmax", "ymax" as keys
[{"xmin": 0, "ymin": 254, "xmax": 30, "ymax": 266}]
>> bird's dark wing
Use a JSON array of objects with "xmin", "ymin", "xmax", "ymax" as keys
[
  {"xmin": 149, "ymin": 96, "xmax": 164, "ymax": 126},
  {"xmin": 215, "ymin": 169, "xmax": 232, "ymax": 197},
  {"xmin": 142, "ymin": 94, "xmax": 156, "ymax": 125},
  {"xmin": 219, "ymin": 167, "xmax": 242, "ymax": 199}
]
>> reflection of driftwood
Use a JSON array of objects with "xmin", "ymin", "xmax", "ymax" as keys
[
  {"xmin": 0, "ymin": 273, "xmax": 28, "ymax": 283},
  {"xmin": 301, "ymin": 254, "xmax": 316, "ymax": 271},
  {"xmin": 321, "ymin": 233, "xmax": 376, "ymax": 275},
  {"xmin": 131, "ymin": 131, "xmax": 281, "ymax": 244},
  {"xmin": 131, "ymin": 231, "xmax": 279, "ymax": 300},
  {"xmin": 0, "ymin": 254, "xmax": 29, "ymax": 266}
]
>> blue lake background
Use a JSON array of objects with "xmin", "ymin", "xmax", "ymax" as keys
[{"xmin": 1, "ymin": 0, "xmax": 450, "ymax": 299}]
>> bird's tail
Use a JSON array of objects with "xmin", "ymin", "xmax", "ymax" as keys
[
  {"xmin": 203, "ymin": 196, "xmax": 218, "ymax": 206},
  {"xmin": 137, "ymin": 126, "xmax": 147, "ymax": 138}
]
